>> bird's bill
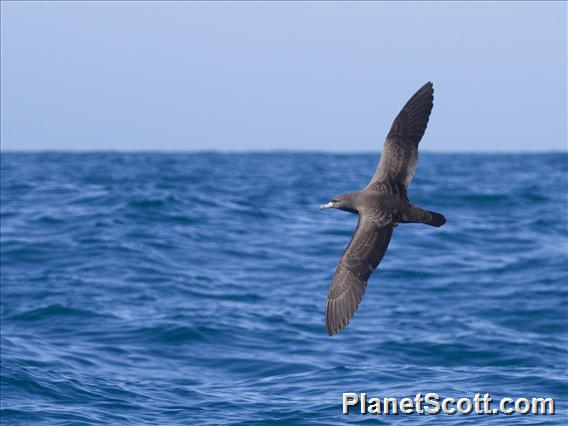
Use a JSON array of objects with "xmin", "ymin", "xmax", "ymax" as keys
[{"xmin": 320, "ymin": 202, "xmax": 334, "ymax": 209}]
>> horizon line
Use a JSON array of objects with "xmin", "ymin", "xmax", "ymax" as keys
[{"xmin": 1, "ymin": 148, "xmax": 567, "ymax": 155}]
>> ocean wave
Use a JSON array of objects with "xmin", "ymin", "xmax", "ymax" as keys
[{"xmin": 1, "ymin": 153, "xmax": 566, "ymax": 424}]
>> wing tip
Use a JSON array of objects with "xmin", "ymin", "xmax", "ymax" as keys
[
  {"xmin": 325, "ymin": 298, "xmax": 356, "ymax": 336},
  {"xmin": 418, "ymin": 81, "xmax": 434, "ymax": 99},
  {"xmin": 414, "ymin": 81, "xmax": 434, "ymax": 102},
  {"xmin": 325, "ymin": 299, "xmax": 339, "ymax": 336}
]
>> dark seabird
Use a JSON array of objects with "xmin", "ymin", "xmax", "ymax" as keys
[{"xmin": 320, "ymin": 82, "xmax": 446, "ymax": 336}]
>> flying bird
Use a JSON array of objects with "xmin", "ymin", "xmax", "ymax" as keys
[{"xmin": 320, "ymin": 82, "xmax": 446, "ymax": 336}]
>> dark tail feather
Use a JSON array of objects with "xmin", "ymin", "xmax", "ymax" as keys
[
  {"xmin": 426, "ymin": 211, "xmax": 446, "ymax": 227},
  {"xmin": 401, "ymin": 205, "xmax": 446, "ymax": 227}
]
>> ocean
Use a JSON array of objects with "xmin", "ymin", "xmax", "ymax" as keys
[{"xmin": 1, "ymin": 152, "xmax": 567, "ymax": 424}]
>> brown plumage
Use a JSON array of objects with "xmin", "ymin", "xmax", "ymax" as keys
[{"xmin": 320, "ymin": 82, "xmax": 445, "ymax": 336}]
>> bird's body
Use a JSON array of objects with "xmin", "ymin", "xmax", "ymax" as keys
[{"xmin": 320, "ymin": 82, "xmax": 445, "ymax": 336}]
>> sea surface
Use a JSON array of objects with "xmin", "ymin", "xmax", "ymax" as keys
[{"xmin": 1, "ymin": 152, "xmax": 567, "ymax": 424}]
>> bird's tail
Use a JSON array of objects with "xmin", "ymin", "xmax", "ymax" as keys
[
  {"xmin": 401, "ymin": 205, "xmax": 446, "ymax": 227},
  {"xmin": 425, "ymin": 211, "xmax": 446, "ymax": 227}
]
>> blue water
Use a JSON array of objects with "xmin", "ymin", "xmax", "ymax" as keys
[{"xmin": 1, "ymin": 152, "xmax": 567, "ymax": 424}]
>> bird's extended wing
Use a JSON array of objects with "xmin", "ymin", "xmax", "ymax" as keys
[
  {"xmin": 325, "ymin": 217, "xmax": 393, "ymax": 336},
  {"xmin": 365, "ymin": 82, "xmax": 434, "ymax": 193}
]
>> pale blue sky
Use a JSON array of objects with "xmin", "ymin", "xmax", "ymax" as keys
[{"xmin": 1, "ymin": 1, "xmax": 566, "ymax": 152}]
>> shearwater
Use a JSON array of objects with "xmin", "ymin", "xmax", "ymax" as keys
[{"xmin": 320, "ymin": 82, "xmax": 446, "ymax": 336}]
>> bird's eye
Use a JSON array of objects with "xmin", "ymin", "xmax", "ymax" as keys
[{"xmin": 332, "ymin": 199, "xmax": 340, "ymax": 203}]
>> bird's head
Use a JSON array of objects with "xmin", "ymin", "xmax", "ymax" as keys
[{"xmin": 320, "ymin": 193, "xmax": 358, "ymax": 214}]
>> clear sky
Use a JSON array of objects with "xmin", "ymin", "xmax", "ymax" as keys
[{"xmin": 1, "ymin": 1, "xmax": 566, "ymax": 152}]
